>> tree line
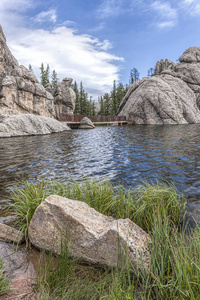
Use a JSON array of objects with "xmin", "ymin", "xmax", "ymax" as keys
[{"xmin": 29, "ymin": 63, "xmax": 156, "ymax": 116}]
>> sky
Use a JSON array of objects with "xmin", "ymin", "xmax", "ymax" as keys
[{"xmin": 0, "ymin": 0, "xmax": 200, "ymax": 100}]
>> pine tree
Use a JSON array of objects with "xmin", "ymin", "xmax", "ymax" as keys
[
  {"xmin": 51, "ymin": 70, "xmax": 59, "ymax": 89},
  {"xmin": 100, "ymin": 96, "xmax": 105, "ymax": 115},
  {"xmin": 73, "ymin": 81, "xmax": 80, "ymax": 114},
  {"xmin": 111, "ymin": 80, "xmax": 117, "ymax": 115},
  {"xmin": 130, "ymin": 68, "xmax": 140, "ymax": 85},
  {"xmin": 92, "ymin": 102, "xmax": 96, "ymax": 116},
  {"xmin": 28, "ymin": 64, "xmax": 34, "ymax": 74},
  {"xmin": 40, "ymin": 63, "xmax": 50, "ymax": 86},
  {"xmin": 116, "ymin": 83, "xmax": 125, "ymax": 111}
]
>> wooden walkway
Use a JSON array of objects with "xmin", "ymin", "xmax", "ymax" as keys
[
  {"xmin": 59, "ymin": 114, "xmax": 127, "ymax": 128},
  {"xmin": 62, "ymin": 121, "xmax": 127, "ymax": 129}
]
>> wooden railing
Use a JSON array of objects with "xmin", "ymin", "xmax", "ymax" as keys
[{"xmin": 59, "ymin": 114, "xmax": 126, "ymax": 123}]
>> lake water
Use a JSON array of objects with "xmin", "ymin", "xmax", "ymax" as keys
[{"xmin": 0, "ymin": 124, "xmax": 200, "ymax": 209}]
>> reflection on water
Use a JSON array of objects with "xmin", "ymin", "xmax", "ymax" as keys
[{"xmin": 0, "ymin": 124, "xmax": 200, "ymax": 206}]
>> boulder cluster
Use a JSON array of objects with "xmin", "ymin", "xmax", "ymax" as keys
[
  {"xmin": 0, "ymin": 25, "xmax": 75, "ymax": 120},
  {"xmin": 118, "ymin": 47, "xmax": 200, "ymax": 125}
]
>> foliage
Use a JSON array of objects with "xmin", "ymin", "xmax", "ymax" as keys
[
  {"xmin": 0, "ymin": 257, "xmax": 10, "ymax": 296},
  {"xmin": 51, "ymin": 70, "xmax": 59, "ymax": 89},
  {"xmin": 9, "ymin": 181, "xmax": 49, "ymax": 244},
  {"xmin": 28, "ymin": 64, "xmax": 34, "ymax": 74},
  {"xmin": 40, "ymin": 63, "xmax": 50, "ymax": 86},
  {"xmin": 10, "ymin": 179, "xmax": 200, "ymax": 299},
  {"xmin": 36, "ymin": 239, "xmax": 135, "ymax": 300},
  {"xmin": 71, "ymin": 81, "xmax": 96, "ymax": 115}
]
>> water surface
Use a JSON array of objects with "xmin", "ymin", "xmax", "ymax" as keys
[{"xmin": 0, "ymin": 124, "xmax": 200, "ymax": 205}]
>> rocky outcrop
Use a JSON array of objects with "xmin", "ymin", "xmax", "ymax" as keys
[
  {"xmin": 28, "ymin": 195, "xmax": 151, "ymax": 269},
  {"xmin": 0, "ymin": 114, "xmax": 70, "ymax": 137},
  {"xmin": 118, "ymin": 47, "xmax": 200, "ymax": 124},
  {"xmin": 0, "ymin": 25, "xmax": 75, "ymax": 119},
  {"xmin": 79, "ymin": 117, "xmax": 95, "ymax": 129},
  {"xmin": 0, "ymin": 223, "xmax": 24, "ymax": 244},
  {"xmin": 53, "ymin": 78, "xmax": 76, "ymax": 116}
]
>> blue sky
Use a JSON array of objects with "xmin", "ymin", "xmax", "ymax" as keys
[{"xmin": 1, "ymin": 0, "xmax": 200, "ymax": 100}]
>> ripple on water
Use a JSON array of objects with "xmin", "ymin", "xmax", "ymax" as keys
[{"xmin": 0, "ymin": 124, "xmax": 199, "ymax": 199}]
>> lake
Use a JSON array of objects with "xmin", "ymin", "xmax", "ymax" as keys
[{"xmin": 0, "ymin": 124, "xmax": 200, "ymax": 212}]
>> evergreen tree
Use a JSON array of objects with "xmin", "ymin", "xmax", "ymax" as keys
[
  {"xmin": 100, "ymin": 96, "xmax": 105, "ymax": 115},
  {"xmin": 28, "ymin": 64, "xmax": 34, "ymax": 74},
  {"xmin": 116, "ymin": 83, "xmax": 125, "ymax": 111},
  {"xmin": 73, "ymin": 81, "xmax": 80, "ymax": 114},
  {"xmin": 40, "ymin": 63, "xmax": 50, "ymax": 86},
  {"xmin": 130, "ymin": 68, "xmax": 140, "ymax": 85},
  {"xmin": 111, "ymin": 80, "xmax": 117, "ymax": 114},
  {"xmin": 104, "ymin": 93, "xmax": 111, "ymax": 115},
  {"xmin": 51, "ymin": 69, "xmax": 59, "ymax": 89},
  {"xmin": 92, "ymin": 102, "xmax": 96, "ymax": 116}
]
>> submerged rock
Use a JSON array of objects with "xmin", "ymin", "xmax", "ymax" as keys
[
  {"xmin": 79, "ymin": 117, "xmax": 95, "ymax": 129},
  {"xmin": 28, "ymin": 195, "xmax": 151, "ymax": 269},
  {"xmin": 118, "ymin": 47, "xmax": 200, "ymax": 124},
  {"xmin": 0, "ymin": 114, "xmax": 71, "ymax": 138}
]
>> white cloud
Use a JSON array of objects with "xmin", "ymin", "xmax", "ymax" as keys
[
  {"xmin": 180, "ymin": 0, "xmax": 200, "ymax": 15},
  {"xmin": 157, "ymin": 20, "xmax": 176, "ymax": 28},
  {"xmin": 34, "ymin": 9, "xmax": 57, "ymax": 24},
  {"xmin": 97, "ymin": 0, "xmax": 123, "ymax": 18},
  {"xmin": 0, "ymin": 0, "xmax": 124, "ymax": 100},
  {"xmin": 150, "ymin": 1, "xmax": 177, "ymax": 28}
]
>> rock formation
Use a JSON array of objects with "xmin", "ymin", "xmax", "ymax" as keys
[
  {"xmin": 118, "ymin": 47, "xmax": 200, "ymax": 124},
  {"xmin": 28, "ymin": 195, "xmax": 151, "ymax": 269},
  {"xmin": 79, "ymin": 117, "xmax": 95, "ymax": 129},
  {"xmin": 0, "ymin": 114, "xmax": 70, "ymax": 137},
  {"xmin": 0, "ymin": 25, "xmax": 75, "ymax": 119}
]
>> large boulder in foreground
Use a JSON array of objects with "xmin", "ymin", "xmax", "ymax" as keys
[
  {"xmin": 28, "ymin": 195, "xmax": 151, "ymax": 269},
  {"xmin": 0, "ymin": 114, "xmax": 71, "ymax": 137},
  {"xmin": 118, "ymin": 74, "xmax": 200, "ymax": 124}
]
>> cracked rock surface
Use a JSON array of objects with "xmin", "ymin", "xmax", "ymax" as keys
[{"xmin": 118, "ymin": 47, "xmax": 200, "ymax": 124}]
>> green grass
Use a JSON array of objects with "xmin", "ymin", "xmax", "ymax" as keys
[
  {"xmin": 0, "ymin": 257, "xmax": 10, "ymax": 295},
  {"xmin": 10, "ymin": 178, "xmax": 200, "ymax": 299}
]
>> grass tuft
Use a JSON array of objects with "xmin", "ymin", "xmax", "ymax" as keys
[{"xmin": 0, "ymin": 257, "xmax": 10, "ymax": 295}]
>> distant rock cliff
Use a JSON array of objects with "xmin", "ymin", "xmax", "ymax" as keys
[
  {"xmin": 118, "ymin": 47, "xmax": 200, "ymax": 125},
  {"xmin": 0, "ymin": 25, "xmax": 75, "ymax": 119}
]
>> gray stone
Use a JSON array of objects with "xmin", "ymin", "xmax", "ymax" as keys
[
  {"xmin": 0, "ymin": 25, "xmax": 76, "ymax": 119},
  {"xmin": 0, "ymin": 114, "xmax": 71, "ymax": 138},
  {"xmin": 28, "ymin": 195, "xmax": 151, "ymax": 269},
  {"xmin": 53, "ymin": 78, "xmax": 76, "ymax": 117},
  {"xmin": 118, "ymin": 46, "xmax": 200, "ymax": 125},
  {"xmin": 79, "ymin": 117, "xmax": 95, "ymax": 129},
  {"xmin": 0, "ymin": 223, "xmax": 24, "ymax": 244},
  {"xmin": 179, "ymin": 47, "xmax": 200, "ymax": 63},
  {"xmin": 118, "ymin": 74, "xmax": 200, "ymax": 124}
]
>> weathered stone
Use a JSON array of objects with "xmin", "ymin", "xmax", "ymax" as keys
[
  {"xmin": 28, "ymin": 195, "xmax": 151, "ymax": 269},
  {"xmin": 0, "ymin": 25, "xmax": 76, "ymax": 120},
  {"xmin": 79, "ymin": 117, "xmax": 95, "ymax": 129},
  {"xmin": 0, "ymin": 223, "xmax": 24, "ymax": 244},
  {"xmin": 118, "ymin": 74, "xmax": 200, "ymax": 124},
  {"xmin": 179, "ymin": 47, "xmax": 200, "ymax": 63},
  {"xmin": 53, "ymin": 78, "xmax": 76, "ymax": 117},
  {"xmin": 0, "ymin": 114, "xmax": 71, "ymax": 138}
]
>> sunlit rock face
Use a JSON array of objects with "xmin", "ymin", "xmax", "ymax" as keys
[
  {"xmin": 0, "ymin": 25, "xmax": 76, "ymax": 118},
  {"xmin": 118, "ymin": 47, "xmax": 200, "ymax": 124}
]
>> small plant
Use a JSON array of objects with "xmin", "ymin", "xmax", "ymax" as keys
[
  {"xmin": 9, "ymin": 181, "xmax": 49, "ymax": 243},
  {"xmin": 132, "ymin": 181, "xmax": 186, "ymax": 232},
  {"xmin": 0, "ymin": 257, "xmax": 10, "ymax": 295}
]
